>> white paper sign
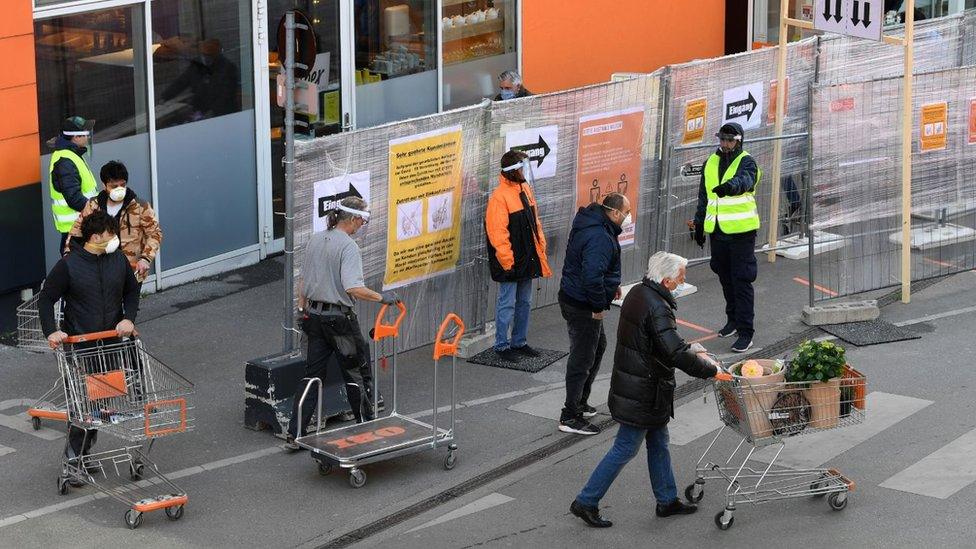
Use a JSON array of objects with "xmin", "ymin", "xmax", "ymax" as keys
[
  {"xmin": 312, "ymin": 171, "xmax": 370, "ymax": 233},
  {"xmin": 722, "ymin": 82, "xmax": 764, "ymax": 131},
  {"xmin": 504, "ymin": 125, "xmax": 559, "ymax": 180},
  {"xmin": 814, "ymin": 0, "xmax": 882, "ymax": 42}
]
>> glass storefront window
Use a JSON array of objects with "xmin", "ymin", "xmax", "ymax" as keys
[
  {"xmin": 441, "ymin": 0, "xmax": 517, "ymax": 110},
  {"xmin": 354, "ymin": 0, "xmax": 438, "ymax": 127}
]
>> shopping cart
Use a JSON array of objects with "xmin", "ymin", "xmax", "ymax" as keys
[
  {"xmin": 296, "ymin": 305, "xmax": 463, "ymax": 488},
  {"xmin": 687, "ymin": 359, "xmax": 866, "ymax": 530},
  {"xmin": 17, "ymin": 292, "xmax": 71, "ymax": 429},
  {"xmin": 56, "ymin": 330, "xmax": 195, "ymax": 529}
]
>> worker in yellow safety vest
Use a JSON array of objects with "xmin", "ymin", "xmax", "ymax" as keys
[
  {"xmin": 49, "ymin": 116, "xmax": 97, "ymax": 255},
  {"xmin": 690, "ymin": 122, "xmax": 762, "ymax": 354}
]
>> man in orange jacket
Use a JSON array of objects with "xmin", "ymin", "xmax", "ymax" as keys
[{"xmin": 486, "ymin": 150, "xmax": 551, "ymax": 362}]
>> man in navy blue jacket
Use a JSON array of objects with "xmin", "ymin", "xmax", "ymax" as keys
[{"xmin": 557, "ymin": 193, "xmax": 631, "ymax": 435}]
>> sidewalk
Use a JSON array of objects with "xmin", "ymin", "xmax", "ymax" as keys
[{"xmin": 0, "ymin": 251, "xmax": 904, "ymax": 546}]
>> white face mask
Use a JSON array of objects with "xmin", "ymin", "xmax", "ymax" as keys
[
  {"xmin": 621, "ymin": 213, "xmax": 633, "ymax": 230},
  {"xmin": 104, "ymin": 236, "xmax": 120, "ymax": 254},
  {"xmin": 108, "ymin": 187, "xmax": 126, "ymax": 202}
]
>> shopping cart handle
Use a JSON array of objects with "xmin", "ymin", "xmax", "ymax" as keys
[
  {"xmin": 714, "ymin": 372, "xmax": 733, "ymax": 382},
  {"xmin": 373, "ymin": 301, "xmax": 407, "ymax": 341},
  {"xmin": 433, "ymin": 313, "xmax": 465, "ymax": 360},
  {"xmin": 63, "ymin": 330, "xmax": 120, "ymax": 344}
]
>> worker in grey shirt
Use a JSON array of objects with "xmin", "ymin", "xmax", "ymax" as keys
[{"xmin": 283, "ymin": 196, "xmax": 399, "ymax": 451}]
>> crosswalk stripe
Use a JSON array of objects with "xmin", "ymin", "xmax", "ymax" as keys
[
  {"xmin": 750, "ymin": 392, "xmax": 932, "ymax": 469},
  {"xmin": 405, "ymin": 493, "xmax": 514, "ymax": 533},
  {"xmin": 879, "ymin": 427, "xmax": 976, "ymax": 499},
  {"xmin": 0, "ymin": 444, "xmax": 14, "ymax": 457}
]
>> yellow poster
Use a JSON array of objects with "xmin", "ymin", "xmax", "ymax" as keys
[
  {"xmin": 384, "ymin": 125, "xmax": 464, "ymax": 289},
  {"xmin": 682, "ymin": 98, "xmax": 707, "ymax": 145},
  {"xmin": 322, "ymin": 90, "xmax": 340, "ymax": 125},
  {"xmin": 920, "ymin": 102, "xmax": 948, "ymax": 153}
]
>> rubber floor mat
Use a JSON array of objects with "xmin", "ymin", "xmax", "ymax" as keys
[
  {"xmin": 820, "ymin": 319, "xmax": 921, "ymax": 347},
  {"xmin": 467, "ymin": 347, "xmax": 567, "ymax": 373}
]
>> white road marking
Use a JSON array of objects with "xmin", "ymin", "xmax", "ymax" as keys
[
  {"xmin": 405, "ymin": 493, "xmax": 514, "ymax": 534},
  {"xmin": 669, "ymin": 396, "xmax": 725, "ymax": 446},
  {"xmin": 880, "ymin": 427, "xmax": 976, "ymax": 499},
  {"xmin": 507, "ymin": 379, "xmax": 611, "ymax": 421},
  {"xmin": 0, "ymin": 444, "xmax": 14, "ymax": 457}
]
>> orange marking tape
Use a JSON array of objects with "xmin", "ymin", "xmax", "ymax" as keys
[
  {"xmin": 792, "ymin": 277, "xmax": 838, "ymax": 297},
  {"xmin": 676, "ymin": 319, "xmax": 713, "ymax": 334}
]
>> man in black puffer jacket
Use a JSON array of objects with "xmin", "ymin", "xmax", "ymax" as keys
[
  {"xmin": 39, "ymin": 210, "xmax": 140, "ymax": 465},
  {"xmin": 570, "ymin": 252, "xmax": 719, "ymax": 528}
]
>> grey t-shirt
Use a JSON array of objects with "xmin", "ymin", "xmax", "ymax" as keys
[{"xmin": 300, "ymin": 229, "xmax": 365, "ymax": 308}]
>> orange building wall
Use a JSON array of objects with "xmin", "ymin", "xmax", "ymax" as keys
[
  {"xmin": 0, "ymin": 0, "xmax": 39, "ymax": 192},
  {"xmin": 521, "ymin": 0, "xmax": 727, "ymax": 93}
]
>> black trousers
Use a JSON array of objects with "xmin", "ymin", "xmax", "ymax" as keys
[
  {"xmin": 559, "ymin": 300, "xmax": 607, "ymax": 422},
  {"xmin": 709, "ymin": 232, "xmax": 757, "ymax": 338},
  {"xmin": 287, "ymin": 311, "xmax": 374, "ymax": 438}
]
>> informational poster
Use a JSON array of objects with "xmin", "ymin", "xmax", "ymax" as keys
[
  {"xmin": 920, "ymin": 102, "xmax": 948, "ymax": 153},
  {"xmin": 575, "ymin": 106, "xmax": 645, "ymax": 246},
  {"xmin": 682, "ymin": 98, "xmax": 707, "ymax": 145},
  {"xmin": 968, "ymin": 98, "xmax": 976, "ymax": 146},
  {"xmin": 384, "ymin": 126, "xmax": 464, "ymax": 289},
  {"xmin": 312, "ymin": 171, "xmax": 370, "ymax": 233},
  {"xmin": 767, "ymin": 77, "xmax": 790, "ymax": 126},
  {"xmin": 830, "ymin": 97, "xmax": 855, "ymax": 112},
  {"xmin": 722, "ymin": 82, "xmax": 763, "ymax": 131},
  {"xmin": 504, "ymin": 125, "xmax": 558, "ymax": 179},
  {"xmin": 322, "ymin": 90, "xmax": 341, "ymax": 125}
]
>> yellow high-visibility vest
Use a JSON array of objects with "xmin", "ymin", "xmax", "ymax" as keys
[
  {"xmin": 703, "ymin": 151, "xmax": 761, "ymax": 234},
  {"xmin": 49, "ymin": 149, "xmax": 97, "ymax": 233}
]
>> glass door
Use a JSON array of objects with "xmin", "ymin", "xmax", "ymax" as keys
[
  {"xmin": 265, "ymin": 0, "xmax": 352, "ymax": 243},
  {"xmin": 34, "ymin": 3, "xmax": 153, "ymax": 273}
]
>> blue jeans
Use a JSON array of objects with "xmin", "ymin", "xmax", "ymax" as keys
[
  {"xmin": 495, "ymin": 279, "xmax": 533, "ymax": 351},
  {"xmin": 576, "ymin": 423, "xmax": 678, "ymax": 507}
]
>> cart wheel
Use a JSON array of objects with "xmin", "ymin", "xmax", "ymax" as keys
[
  {"xmin": 828, "ymin": 492, "xmax": 848, "ymax": 511},
  {"xmin": 714, "ymin": 510, "xmax": 734, "ymax": 531},
  {"xmin": 317, "ymin": 461, "xmax": 333, "ymax": 476},
  {"xmin": 57, "ymin": 476, "xmax": 69, "ymax": 496},
  {"xmin": 685, "ymin": 483, "xmax": 704, "ymax": 503},
  {"xmin": 31, "ymin": 416, "xmax": 41, "ymax": 430},
  {"xmin": 165, "ymin": 505, "xmax": 185, "ymax": 521},
  {"xmin": 129, "ymin": 462, "xmax": 145, "ymax": 481},
  {"xmin": 349, "ymin": 468, "xmax": 367, "ymax": 489},
  {"xmin": 124, "ymin": 509, "xmax": 144, "ymax": 529},
  {"xmin": 444, "ymin": 451, "xmax": 458, "ymax": 470}
]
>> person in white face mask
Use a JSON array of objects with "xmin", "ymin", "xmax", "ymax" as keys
[
  {"xmin": 38, "ymin": 210, "xmax": 141, "ymax": 466},
  {"xmin": 556, "ymin": 192, "xmax": 631, "ymax": 435},
  {"xmin": 65, "ymin": 160, "xmax": 162, "ymax": 283}
]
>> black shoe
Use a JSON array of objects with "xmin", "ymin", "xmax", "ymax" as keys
[
  {"xmin": 655, "ymin": 499, "xmax": 698, "ymax": 517},
  {"xmin": 280, "ymin": 437, "xmax": 302, "ymax": 453},
  {"xmin": 717, "ymin": 322, "xmax": 737, "ymax": 338},
  {"xmin": 570, "ymin": 500, "xmax": 613, "ymax": 528},
  {"xmin": 558, "ymin": 418, "xmax": 600, "ymax": 435},
  {"xmin": 581, "ymin": 405, "xmax": 598, "ymax": 418},
  {"xmin": 731, "ymin": 335, "xmax": 754, "ymax": 353},
  {"xmin": 495, "ymin": 348, "xmax": 520, "ymax": 362},
  {"xmin": 513, "ymin": 345, "xmax": 541, "ymax": 357}
]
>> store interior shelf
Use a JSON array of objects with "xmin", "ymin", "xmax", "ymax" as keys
[
  {"xmin": 442, "ymin": 0, "xmax": 478, "ymax": 7},
  {"xmin": 443, "ymin": 18, "xmax": 504, "ymax": 42}
]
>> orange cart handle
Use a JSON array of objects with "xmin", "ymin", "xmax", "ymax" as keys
[
  {"xmin": 373, "ymin": 301, "xmax": 407, "ymax": 341},
  {"xmin": 64, "ymin": 330, "xmax": 120, "ymax": 344},
  {"xmin": 714, "ymin": 371, "xmax": 733, "ymax": 382},
  {"xmin": 433, "ymin": 313, "xmax": 465, "ymax": 361}
]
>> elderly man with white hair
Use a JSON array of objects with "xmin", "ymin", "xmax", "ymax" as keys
[
  {"xmin": 494, "ymin": 70, "xmax": 532, "ymax": 101},
  {"xmin": 570, "ymin": 251, "xmax": 721, "ymax": 528}
]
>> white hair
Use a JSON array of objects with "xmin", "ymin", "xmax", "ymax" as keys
[
  {"xmin": 645, "ymin": 252, "xmax": 687, "ymax": 283},
  {"xmin": 498, "ymin": 69, "xmax": 522, "ymax": 86}
]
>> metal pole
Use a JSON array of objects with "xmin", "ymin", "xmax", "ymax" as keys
[
  {"xmin": 655, "ymin": 69, "xmax": 673, "ymax": 252},
  {"xmin": 901, "ymin": 2, "xmax": 915, "ymax": 304},
  {"xmin": 663, "ymin": 144, "xmax": 675, "ymax": 253},
  {"xmin": 283, "ymin": 11, "xmax": 296, "ymax": 352},
  {"xmin": 766, "ymin": 0, "xmax": 790, "ymax": 263},
  {"xmin": 806, "ymin": 82, "xmax": 816, "ymax": 308}
]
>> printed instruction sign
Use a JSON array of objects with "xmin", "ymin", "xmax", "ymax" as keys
[
  {"xmin": 767, "ymin": 77, "xmax": 790, "ymax": 126},
  {"xmin": 504, "ymin": 125, "xmax": 559, "ymax": 179},
  {"xmin": 682, "ymin": 98, "xmax": 707, "ymax": 145},
  {"xmin": 312, "ymin": 171, "xmax": 370, "ymax": 233},
  {"xmin": 722, "ymin": 82, "xmax": 764, "ymax": 131},
  {"xmin": 919, "ymin": 102, "xmax": 948, "ymax": 153},
  {"xmin": 384, "ymin": 125, "xmax": 464, "ymax": 289},
  {"xmin": 968, "ymin": 98, "xmax": 976, "ymax": 146},
  {"xmin": 575, "ymin": 106, "xmax": 645, "ymax": 246}
]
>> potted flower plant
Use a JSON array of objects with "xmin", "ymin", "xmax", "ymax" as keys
[{"xmin": 786, "ymin": 340, "xmax": 846, "ymax": 429}]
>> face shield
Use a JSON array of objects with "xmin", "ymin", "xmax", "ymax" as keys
[
  {"xmin": 501, "ymin": 156, "xmax": 535, "ymax": 185},
  {"xmin": 63, "ymin": 118, "xmax": 97, "ymax": 162}
]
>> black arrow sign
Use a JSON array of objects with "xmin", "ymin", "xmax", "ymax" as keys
[
  {"xmin": 726, "ymin": 92, "xmax": 758, "ymax": 122},
  {"xmin": 862, "ymin": 2, "xmax": 872, "ymax": 28},
  {"xmin": 510, "ymin": 135, "xmax": 552, "ymax": 167},
  {"xmin": 851, "ymin": 0, "xmax": 861, "ymax": 25},
  {"xmin": 822, "ymin": 0, "xmax": 834, "ymax": 21},
  {"xmin": 833, "ymin": 0, "xmax": 843, "ymax": 22},
  {"xmin": 317, "ymin": 183, "xmax": 363, "ymax": 217}
]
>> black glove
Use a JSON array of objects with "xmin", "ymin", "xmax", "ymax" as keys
[
  {"xmin": 380, "ymin": 291, "xmax": 400, "ymax": 305},
  {"xmin": 694, "ymin": 222, "xmax": 705, "ymax": 248},
  {"xmin": 502, "ymin": 269, "xmax": 516, "ymax": 281},
  {"xmin": 713, "ymin": 183, "xmax": 732, "ymax": 197}
]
